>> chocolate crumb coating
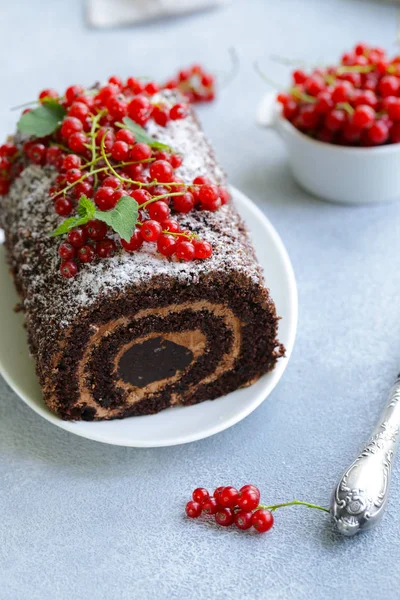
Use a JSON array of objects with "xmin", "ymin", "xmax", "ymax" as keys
[{"xmin": 0, "ymin": 95, "xmax": 285, "ymax": 420}]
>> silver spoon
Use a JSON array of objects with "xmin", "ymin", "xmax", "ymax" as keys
[{"xmin": 331, "ymin": 376, "xmax": 400, "ymax": 536}]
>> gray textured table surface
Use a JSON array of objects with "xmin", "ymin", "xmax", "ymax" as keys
[{"xmin": 1, "ymin": 0, "xmax": 400, "ymax": 598}]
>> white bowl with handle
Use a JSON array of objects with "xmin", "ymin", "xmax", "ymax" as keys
[{"xmin": 257, "ymin": 92, "xmax": 400, "ymax": 205}]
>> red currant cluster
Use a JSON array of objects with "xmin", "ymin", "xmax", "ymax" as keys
[
  {"xmin": 0, "ymin": 142, "xmax": 19, "ymax": 195},
  {"xmin": 186, "ymin": 485, "xmax": 274, "ymax": 533},
  {"xmin": 277, "ymin": 42, "xmax": 400, "ymax": 146},
  {"xmin": 2, "ymin": 70, "xmax": 227, "ymax": 278},
  {"xmin": 164, "ymin": 64, "xmax": 215, "ymax": 103}
]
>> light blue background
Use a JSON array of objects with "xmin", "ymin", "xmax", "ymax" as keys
[{"xmin": 1, "ymin": 1, "xmax": 400, "ymax": 598}]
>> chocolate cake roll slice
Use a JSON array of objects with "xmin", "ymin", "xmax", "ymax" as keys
[{"xmin": 0, "ymin": 85, "xmax": 284, "ymax": 421}]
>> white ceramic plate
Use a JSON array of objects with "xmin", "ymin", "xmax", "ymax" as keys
[{"xmin": 0, "ymin": 187, "xmax": 297, "ymax": 447}]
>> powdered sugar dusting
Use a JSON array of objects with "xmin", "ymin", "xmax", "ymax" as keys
[{"xmin": 1, "ymin": 105, "xmax": 263, "ymax": 343}]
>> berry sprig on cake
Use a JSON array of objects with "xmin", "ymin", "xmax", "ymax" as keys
[
  {"xmin": 0, "ymin": 67, "xmax": 224, "ymax": 278},
  {"xmin": 274, "ymin": 42, "xmax": 400, "ymax": 146}
]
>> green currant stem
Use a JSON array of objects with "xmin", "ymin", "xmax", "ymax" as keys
[
  {"xmin": 138, "ymin": 190, "xmax": 187, "ymax": 210},
  {"xmin": 336, "ymin": 102, "xmax": 355, "ymax": 115},
  {"xmin": 54, "ymin": 166, "xmax": 109, "ymax": 198},
  {"xmin": 258, "ymin": 500, "xmax": 330, "ymax": 514},
  {"xmin": 336, "ymin": 65, "xmax": 375, "ymax": 74},
  {"xmin": 290, "ymin": 87, "xmax": 316, "ymax": 103}
]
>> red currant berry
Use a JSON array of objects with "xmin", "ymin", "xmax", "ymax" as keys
[
  {"xmin": 116, "ymin": 128, "xmax": 135, "ymax": 145},
  {"xmin": 157, "ymin": 234, "xmax": 177, "ymax": 256},
  {"xmin": 111, "ymin": 189, "xmax": 126, "ymax": 205},
  {"xmin": 141, "ymin": 220, "xmax": 162, "ymax": 242},
  {"xmin": 170, "ymin": 103, "xmax": 188, "ymax": 120},
  {"xmin": 331, "ymin": 81, "xmax": 354, "ymax": 103},
  {"xmin": 352, "ymin": 105, "xmax": 375, "ymax": 129},
  {"xmin": 95, "ymin": 186, "xmax": 117, "ymax": 210},
  {"xmin": 388, "ymin": 98, "xmax": 400, "ymax": 122},
  {"xmin": 0, "ymin": 178, "xmax": 10, "ymax": 195},
  {"xmin": 198, "ymin": 184, "xmax": 218, "ymax": 206},
  {"xmin": 192, "ymin": 488, "xmax": 210, "ymax": 504},
  {"xmin": 54, "ymin": 197, "xmax": 73, "ymax": 216},
  {"xmin": 127, "ymin": 96, "xmax": 151, "ymax": 125},
  {"xmin": 237, "ymin": 490, "xmax": 260, "ymax": 512},
  {"xmin": 201, "ymin": 497, "xmax": 218, "ymax": 515},
  {"xmin": 240, "ymin": 484, "xmax": 260, "ymax": 495},
  {"xmin": 129, "ymin": 189, "xmax": 152, "ymax": 204},
  {"xmin": 325, "ymin": 109, "xmax": 346, "ymax": 132},
  {"xmin": 161, "ymin": 218, "xmax": 180, "ymax": 233},
  {"xmin": 0, "ymin": 143, "xmax": 17, "ymax": 158},
  {"xmin": 111, "ymin": 140, "xmax": 129, "ymax": 161},
  {"xmin": 379, "ymin": 75, "xmax": 400, "ymax": 98},
  {"xmin": 173, "ymin": 192, "xmax": 195, "ymax": 213},
  {"xmin": 144, "ymin": 81, "xmax": 159, "ymax": 95},
  {"xmin": 293, "ymin": 69, "xmax": 307, "ymax": 84},
  {"xmin": 148, "ymin": 200, "xmax": 170, "ymax": 221},
  {"xmin": 215, "ymin": 508, "xmax": 234, "ymax": 527},
  {"xmin": 60, "ymin": 260, "xmax": 78, "ymax": 278},
  {"xmin": 175, "ymin": 240, "xmax": 195, "ymax": 261},
  {"xmin": 193, "ymin": 239, "xmax": 212, "ymax": 259},
  {"xmin": 234, "ymin": 511, "xmax": 253, "ymax": 531},
  {"xmin": 304, "ymin": 76, "xmax": 325, "ymax": 97},
  {"xmin": 65, "ymin": 168, "xmax": 82, "ymax": 184},
  {"xmin": 62, "ymin": 154, "xmax": 81, "ymax": 171},
  {"xmin": 121, "ymin": 229, "xmax": 143, "ymax": 252},
  {"xmin": 126, "ymin": 77, "xmax": 145, "ymax": 94},
  {"xmin": 251, "ymin": 509, "xmax": 274, "ymax": 533},
  {"xmin": 102, "ymin": 175, "xmax": 120, "ymax": 189},
  {"xmin": 213, "ymin": 486, "xmax": 225, "ymax": 502},
  {"xmin": 39, "ymin": 88, "xmax": 58, "ymax": 100},
  {"xmin": 368, "ymin": 120, "xmax": 389, "ymax": 145},
  {"xmin": 74, "ymin": 181, "xmax": 93, "ymax": 199},
  {"xmin": 150, "ymin": 160, "xmax": 174, "ymax": 183},
  {"xmin": 219, "ymin": 486, "xmax": 239, "ymax": 508},
  {"xmin": 68, "ymin": 132, "xmax": 88, "ymax": 153},
  {"xmin": 61, "ymin": 116, "xmax": 83, "ymax": 139},
  {"xmin": 125, "ymin": 163, "xmax": 144, "ymax": 179},
  {"xmin": 130, "ymin": 143, "xmax": 152, "ymax": 162},
  {"xmin": 77, "ymin": 244, "xmax": 95, "ymax": 263},
  {"xmin": 152, "ymin": 106, "xmax": 170, "ymax": 126},
  {"xmin": 44, "ymin": 146, "xmax": 61, "ymax": 167},
  {"xmin": 86, "ymin": 219, "xmax": 108, "ymax": 241},
  {"xmin": 391, "ymin": 122, "xmax": 400, "ymax": 143},
  {"xmin": 68, "ymin": 101, "xmax": 89, "ymax": 122},
  {"xmin": 96, "ymin": 238, "xmax": 116, "ymax": 258},
  {"xmin": 107, "ymin": 97, "xmax": 127, "ymax": 120},
  {"xmin": 26, "ymin": 143, "xmax": 46, "ymax": 165},
  {"xmin": 108, "ymin": 75, "xmax": 123, "ymax": 88},
  {"xmin": 170, "ymin": 154, "xmax": 183, "ymax": 169},
  {"xmin": 219, "ymin": 187, "xmax": 230, "ymax": 205},
  {"xmin": 353, "ymin": 90, "xmax": 378, "ymax": 108},
  {"xmin": 315, "ymin": 91, "xmax": 334, "ymax": 115},
  {"xmin": 67, "ymin": 227, "xmax": 87, "ymax": 248},
  {"xmin": 185, "ymin": 501, "xmax": 202, "ymax": 519},
  {"xmin": 65, "ymin": 85, "xmax": 84, "ymax": 105},
  {"xmin": 58, "ymin": 242, "xmax": 76, "ymax": 260}
]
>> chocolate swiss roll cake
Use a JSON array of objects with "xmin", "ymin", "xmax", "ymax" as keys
[{"xmin": 0, "ymin": 81, "xmax": 284, "ymax": 421}]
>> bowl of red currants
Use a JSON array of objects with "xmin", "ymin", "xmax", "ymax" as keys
[{"xmin": 257, "ymin": 43, "xmax": 400, "ymax": 204}]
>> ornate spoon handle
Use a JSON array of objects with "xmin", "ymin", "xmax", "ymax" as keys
[{"xmin": 331, "ymin": 377, "xmax": 400, "ymax": 536}]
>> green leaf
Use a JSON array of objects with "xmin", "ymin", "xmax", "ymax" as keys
[
  {"xmin": 95, "ymin": 196, "xmax": 138, "ymax": 242},
  {"xmin": 50, "ymin": 196, "xmax": 96, "ymax": 237},
  {"xmin": 17, "ymin": 101, "xmax": 67, "ymax": 137},
  {"xmin": 121, "ymin": 117, "xmax": 174, "ymax": 152}
]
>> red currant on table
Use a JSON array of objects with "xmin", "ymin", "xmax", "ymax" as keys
[
  {"xmin": 95, "ymin": 186, "xmax": 118, "ymax": 210},
  {"xmin": 201, "ymin": 497, "xmax": 218, "ymax": 515},
  {"xmin": 219, "ymin": 486, "xmax": 240, "ymax": 508},
  {"xmin": 234, "ymin": 511, "xmax": 254, "ymax": 531},
  {"xmin": 251, "ymin": 509, "xmax": 274, "ymax": 533},
  {"xmin": 215, "ymin": 508, "xmax": 234, "ymax": 527},
  {"xmin": 185, "ymin": 501, "xmax": 202, "ymax": 519},
  {"xmin": 192, "ymin": 488, "xmax": 210, "ymax": 503}
]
